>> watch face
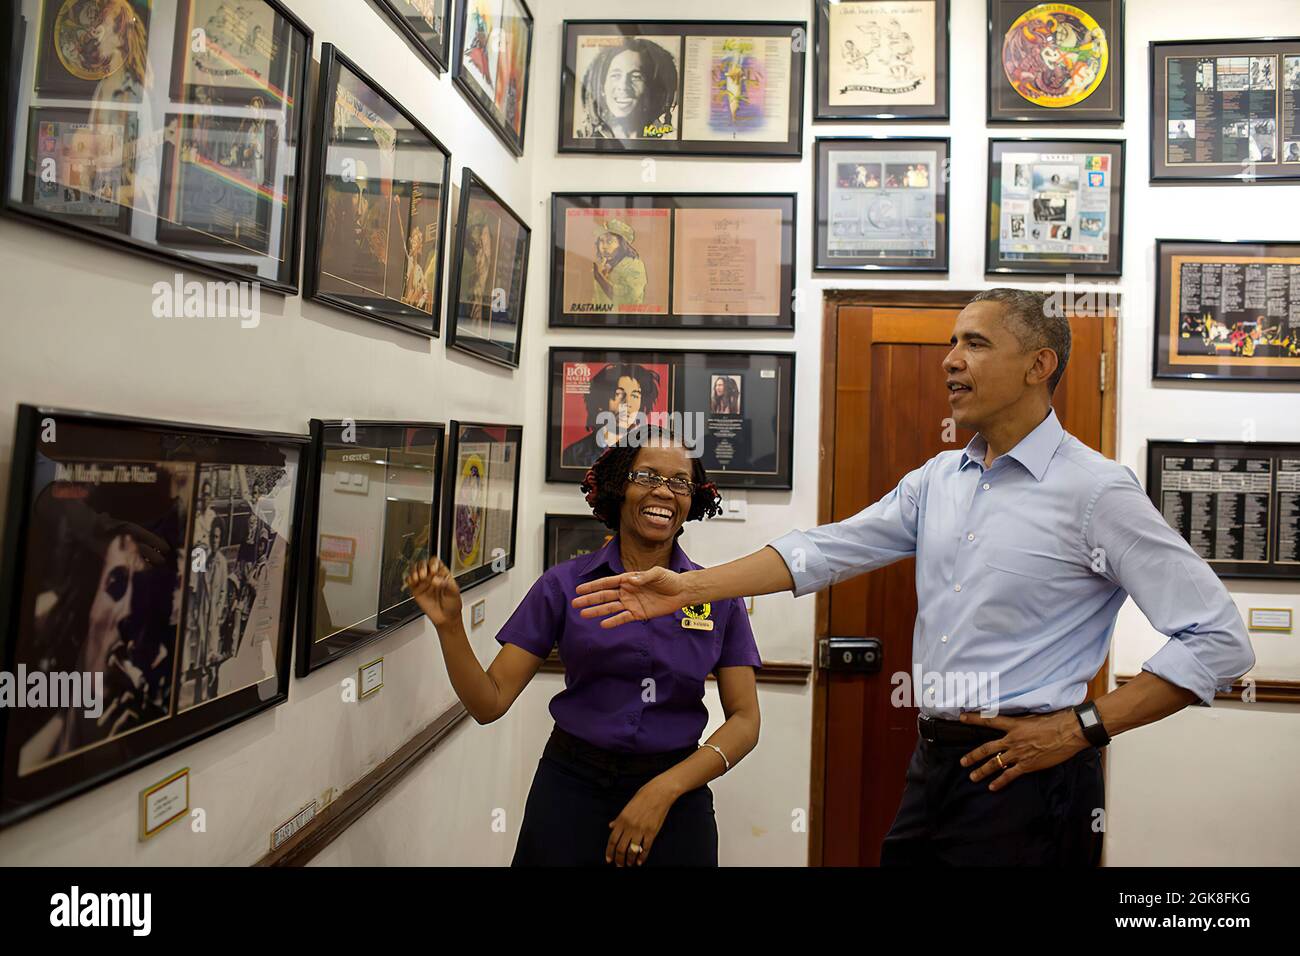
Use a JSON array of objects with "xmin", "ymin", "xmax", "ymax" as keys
[{"xmin": 1080, "ymin": 710, "xmax": 1099, "ymax": 727}]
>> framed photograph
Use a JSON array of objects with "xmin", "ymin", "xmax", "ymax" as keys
[
  {"xmin": 987, "ymin": 0, "xmax": 1124, "ymax": 124},
  {"xmin": 815, "ymin": 137, "xmax": 949, "ymax": 272},
  {"xmin": 2, "ymin": 0, "xmax": 313, "ymax": 293},
  {"xmin": 550, "ymin": 192, "xmax": 796, "ymax": 329},
  {"xmin": 985, "ymin": 138, "xmax": 1124, "ymax": 276},
  {"xmin": 452, "ymin": 0, "xmax": 534, "ymax": 157},
  {"xmin": 814, "ymin": 0, "xmax": 950, "ymax": 122},
  {"xmin": 1150, "ymin": 38, "xmax": 1300, "ymax": 184},
  {"xmin": 446, "ymin": 168, "xmax": 530, "ymax": 367},
  {"xmin": 0, "ymin": 405, "xmax": 309, "ymax": 828},
  {"xmin": 546, "ymin": 348, "xmax": 796, "ymax": 490},
  {"xmin": 373, "ymin": 0, "xmax": 452, "ymax": 73},
  {"xmin": 1154, "ymin": 239, "xmax": 1300, "ymax": 383},
  {"xmin": 297, "ymin": 420, "xmax": 445, "ymax": 676},
  {"xmin": 558, "ymin": 20, "xmax": 807, "ymax": 157},
  {"xmin": 441, "ymin": 422, "xmax": 523, "ymax": 592},
  {"xmin": 1147, "ymin": 440, "xmax": 1300, "ymax": 581},
  {"xmin": 544, "ymin": 514, "xmax": 613, "ymax": 570},
  {"xmin": 305, "ymin": 44, "xmax": 453, "ymax": 338}
]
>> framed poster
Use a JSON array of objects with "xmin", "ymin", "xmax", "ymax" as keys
[
  {"xmin": 0, "ymin": 405, "xmax": 308, "ymax": 828},
  {"xmin": 2, "ymin": 0, "xmax": 312, "ymax": 292},
  {"xmin": 1147, "ymin": 440, "xmax": 1300, "ymax": 581},
  {"xmin": 987, "ymin": 0, "xmax": 1124, "ymax": 124},
  {"xmin": 985, "ymin": 138, "xmax": 1124, "ymax": 276},
  {"xmin": 441, "ymin": 422, "xmax": 523, "ymax": 592},
  {"xmin": 550, "ymin": 193, "xmax": 796, "ymax": 329},
  {"xmin": 1154, "ymin": 239, "xmax": 1300, "ymax": 383},
  {"xmin": 814, "ymin": 0, "xmax": 950, "ymax": 122},
  {"xmin": 1150, "ymin": 38, "xmax": 1300, "ymax": 183},
  {"xmin": 305, "ymin": 44, "xmax": 452, "ymax": 337},
  {"xmin": 546, "ymin": 348, "xmax": 796, "ymax": 491},
  {"xmin": 452, "ymin": 0, "xmax": 534, "ymax": 157},
  {"xmin": 815, "ymin": 137, "xmax": 949, "ymax": 272},
  {"xmin": 374, "ymin": 0, "xmax": 452, "ymax": 73},
  {"xmin": 558, "ymin": 20, "xmax": 807, "ymax": 157},
  {"xmin": 544, "ymin": 514, "xmax": 614, "ymax": 570},
  {"xmin": 296, "ymin": 420, "xmax": 444, "ymax": 676},
  {"xmin": 446, "ymin": 168, "xmax": 530, "ymax": 368}
]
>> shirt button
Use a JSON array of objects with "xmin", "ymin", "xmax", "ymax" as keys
[
  {"xmin": 941, "ymin": 634, "xmax": 949, "ymax": 643},
  {"xmin": 954, "ymin": 584, "xmax": 962, "ymax": 592},
  {"xmin": 982, "ymin": 483, "xmax": 991, "ymax": 491},
  {"xmin": 967, "ymin": 533, "xmax": 975, "ymax": 541}
]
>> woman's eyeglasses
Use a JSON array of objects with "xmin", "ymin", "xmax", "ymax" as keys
[{"xmin": 627, "ymin": 470, "xmax": 695, "ymax": 497}]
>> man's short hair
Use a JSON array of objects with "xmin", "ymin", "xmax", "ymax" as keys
[{"xmin": 970, "ymin": 288, "xmax": 1072, "ymax": 394}]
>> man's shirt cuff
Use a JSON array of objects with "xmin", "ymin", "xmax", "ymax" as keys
[{"xmin": 1141, "ymin": 637, "xmax": 1233, "ymax": 706}]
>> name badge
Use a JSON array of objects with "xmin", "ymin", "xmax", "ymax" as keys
[
  {"xmin": 680, "ymin": 602, "xmax": 714, "ymax": 631},
  {"xmin": 681, "ymin": 617, "xmax": 714, "ymax": 632}
]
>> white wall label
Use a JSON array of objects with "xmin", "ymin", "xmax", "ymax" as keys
[
  {"xmin": 1248, "ymin": 608, "xmax": 1293, "ymax": 632},
  {"xmin": 471, "ymin": 599, "xmax": 486, "ymax": 627},
  {"xmin": 271, "ymin": 800, "xmax": 318, "ymax": 851},
  {"xmin": 359, "ymin": 658, "xmax": 384, "ymax": 698},
  {"xmin": 140, "ymin": 768, "xmax": 189, "ymax": 841}
]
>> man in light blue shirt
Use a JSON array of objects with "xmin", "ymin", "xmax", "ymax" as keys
[{"xmin": 573, "ymin": 288, "xmax": 1255, "ymax": 866}]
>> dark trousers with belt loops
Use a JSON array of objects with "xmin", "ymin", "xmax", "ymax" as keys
[{"xmin": 880, "ymin": 715, "xmax": 1105, "ymax": 866}]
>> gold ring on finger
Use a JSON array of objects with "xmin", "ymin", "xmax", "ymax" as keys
[{"xmin": 995, "ymin": 752, "xmax": 1007, "ymax": 769}]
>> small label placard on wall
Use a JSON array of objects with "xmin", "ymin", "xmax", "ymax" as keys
[
  {"xmin": 471, "ymin": 599, "xmax": 487, "ymax": 627},
  {"xmin": 1248, "ymin": 608, "xmax": 1293, "ymax": 632},
  {"xmin": 140, "ymin": 768, "xmax": 189, "ymax": 841},
  {"xmin": 271, "ymin": 800, "xmax": 318, "ymax": 851},
  {"xmin": 359, "ymin": 658, "xmax": 384, "ymax": 698}
]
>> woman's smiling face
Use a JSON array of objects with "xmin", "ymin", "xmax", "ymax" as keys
[{"xmin": 619, "ymin": 443, "xmax": 693, "ymax": 544}]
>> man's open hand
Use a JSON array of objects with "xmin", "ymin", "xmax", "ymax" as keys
[{"xmin": 571, "ymin": 566, "xmax": 688, "ymax": 628}]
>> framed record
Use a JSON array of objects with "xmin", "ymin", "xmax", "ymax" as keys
[
  {"xmin": 374, "ymin": 0, "xmax": 452, "ymax": 73},
  {"xmin": 452, "ymin": 0, "xmax": 534, "ymax": 156},
  {"xmin": 441, "ymin": 421, "xmax": 523, "ymax": 592},
  {"xmin": 543, "ymin": 514, "xmax": 614, "ymax": 570}
]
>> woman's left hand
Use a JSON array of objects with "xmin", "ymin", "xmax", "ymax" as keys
[{"xmin": 607, "ymin": 779, "xmax": 677, "ymax": 866}]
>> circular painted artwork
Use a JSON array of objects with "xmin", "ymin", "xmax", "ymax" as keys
[
  {"xmin": 53, "ymin": 0, "xmax": 135, "ymax": 82},
  {"xmin": 454, "ymin": 454, "xmax": 486, "ymax": 568},
  {"xmin": 1002, "ymin": 3, "xmax": 1108, "ymax": 108}
]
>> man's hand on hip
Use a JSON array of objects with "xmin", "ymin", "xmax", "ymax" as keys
[{"xmin": 957, "ymin": 710, "xmax": 1089, "ymax": 792}]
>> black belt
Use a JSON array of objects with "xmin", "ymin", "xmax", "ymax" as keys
[
  {"xmin": 917, "ymin": 714, "xmax": 1009, "ymax": 747},
  {"xmin": 544, "ymin": 725, "xmax": 696, "ymax": 778}
]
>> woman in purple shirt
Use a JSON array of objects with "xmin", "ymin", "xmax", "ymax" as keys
[{"xmin": 405, "ymin": 426, "xmax": 762, "ymax": 866}]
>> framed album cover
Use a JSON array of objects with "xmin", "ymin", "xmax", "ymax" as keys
[
  {"xmin": 2, "ymin": 0, "xmax": 313, "ymax": 293},
  {"xmin": 814, "ymin": 0, "xmax": 950, "ymax": 122},
  {"xmin": 0, "ymin": 405, "xmax": 309, "ymax": 828},
  {"xmin": 1150, "ymin": 38, "xmax": 1300, "ymax": 183},
  {"xmin": 296, "ymin": 420, "xmax": 445, "ymax": 676},
  {"xmin": 544, "ymin": 514, "xmax": 614, "ymax": 571},
  {"xmin": 441, "ymin": 422, "xmax": 523, "ymax": 592},
  {"xmin": 374, "ymin": 0, "xmax": 452, "ymax": 73},
  {"xmin": 558, "ymin": 20, "xmax": 807, "ymax": 157},
  {"xmin": 815, "ymin": 137, "xmax": 949, "ymax": 272},
  {"xmin": 446, "ymin": 168, "xmax": 531, "ymax": 367},
  {"xmin": 546, "ymin": 348, "xmax": 796, "ymax": 491},
  {"xmin": 987, "ymin": 0, "xmax": 1124, "ymax": 124},
  {"xmin": 550, "ymin": 192, "xmax": 796, "ymax": 329},
  {"xmin": 452, "ymin": 0, "xmax": 534, "ymax": 157},
  {"xmin": 1147, "ymin": 440, "xmax": 1300, "ymax": 581},
  {"xmin": 1154, "ymin": 239, "xmax": 1300, "ymax": 383},
  {"xmin": 985, "ymin": 138, "xmax": 1124, "ymax": 276},
  {"xmin": 305, "ymin": 44, "xmax": 453, "ymax": 337}
]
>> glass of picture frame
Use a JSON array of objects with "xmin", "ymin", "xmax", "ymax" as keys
[
  {"xmin": 987, "ymin": 0, "xmax": 1124, "ymax": 124},
  {"xmin": 0, "ymin": 405, "xmax": 309, "ymax": 827},
  {"xmin": 374, "ymin": 0, "xmax": 452, "ymax": 73},
  {"xmin": 441, "ymin": 421, "xmax": 523, "ymax": 592},
  {"xmin": 546, "ymin": 348, "xmax": 796, "ymax": 491},
  {"xmin": 446, "ymin": 168, "xmax": 531, "ymax": 368},
  {"xmin": 815, "ymin": 137, "xmax": 949, "ymax": 272},
  {"xmin": 296, "ymin": 420, "xmax": 445, "ymax": 677},
  {"xmin": 813, "ymin": 0, "xmax": 950, "ymax": 122},
  {"xmin": 305, "ymin": 44, "xmax": 452, "ymax": 338},
  {"xmin": 1147, "ymin": 439, "xmax": 1300, "ymax": 581},
  {"xmin": 1153, "ymin": 239, "xmax": 1300, "ymax": 383},
  {"xmin": 2, "ymin": 0, "xmax": 312, "ymax": 292},
  {"xmin": 544, "ymin": 514, "xmax": 614, "ymax": 571},
  {"xmin": 452, "ymin": 0, "xmax": 534, "ymax": 157},
  {"xmin": 985, "ymin": 138, "xmax": 1125, "ymax": 276},
  {"xmin": 1149, "ymin": 38, "xmax": 1300, "ymax": 183},
  {"xmin": 558, "ymin": 19, "xmax": 807, "ymax": 157},
  {"xmin": 550, "ymin": 192, "xmax": 796, "ymax": 329}
]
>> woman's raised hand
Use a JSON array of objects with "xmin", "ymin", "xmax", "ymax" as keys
[
  {"xmin": 404, "ymin": 557, "xmax": 463, "ymax": 629},
  {"xmin": 571, "ymin": 566, "xmax": 688, "ymax": 627}
]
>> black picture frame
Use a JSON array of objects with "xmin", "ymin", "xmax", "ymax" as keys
[
  {"xmin": 814, "ymin": 136, "xmax": 949, "ymax": 272},
  {"xmin": 20, "ymin": 105, "xmax": 135, "ymax": 237},
  {"xmin": 304, "ymin": 44, "xmax": 453, "ymax": 338},
  {"xmin": 296, "ymin": 419, "xmax": 446, "ymax": 677},
  {"xmin": 987, "ymin": 0, "xmax": 1125, "ymax": 125},
  {"xmin": 0, "ymin": 404, "xmax": 310, "ymax": 829},
  {"xmin": 372, "ymin": 0, "xmax": 452, "ymax": 73},
  {"xmin": 550, "ymin": 192, "xmax": 796, "ymax": 329},
  {"xmin": 558, "ymin": 19, "xmax": 807, "ymax": 158},
  {"xmin": 0, "ymin": 0, "xmax": 313, "ymax": 294},
  {"xmin": 985, "ymin": 137, "xmax": 1125, "ymax": 277},
  {"xmin": 814, "ymin": 0, "xmax": 950, "ymax": 122},
  {"xmin": 1149, "ymin": 38, "xmax": 1300, "ymax": 184},
  {"xmin": 546, "ymin": 347, "xmax": 796, "ymax": 491},
  {"xmin": 445, "ymin": 167, "xmax": 531, "ymax": 368},
  {"xmin": 451, "ymin": 0, "xmax": 534, "ymax": 157},
  {"xmin": 1146, "ymin": 439, "xmax": 1300, "ymax": 581},
  {"xmin": 1153, "ymin": 238, "xmax": 1300, "ymax": 383},
  {"xmin": 544, "ymin": 514, "xmax": 613, "ymax": 571},
  {"xmin": 440, "ymin": 421, "xmax": 524, "ymax": 592}
]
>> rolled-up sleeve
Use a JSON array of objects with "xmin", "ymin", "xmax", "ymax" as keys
[{"xmin": 1085, "ymin": 472, "xmax": 1256, "ymax": 704}]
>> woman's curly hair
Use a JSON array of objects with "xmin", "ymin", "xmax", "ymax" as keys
[{"xmin": 579, "ymin": 424, "xmax": 722, "ymax": 534}]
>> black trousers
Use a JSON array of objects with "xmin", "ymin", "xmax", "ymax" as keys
[
  {"xmin": 512, "ymin": 726, "xmax": 719, "ymax": 867},
  {"xmin": 880, "ymin": 725, "xmax": 1105, "ymax": 867}
]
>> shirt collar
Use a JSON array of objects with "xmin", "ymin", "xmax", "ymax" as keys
[
  {"xmin": 576, "ymin": 533, "xmax": 695, "ymax": 578},
  {"xmin": 958, "ymin": 408, "xmax": 1065, "ymax": 482}
]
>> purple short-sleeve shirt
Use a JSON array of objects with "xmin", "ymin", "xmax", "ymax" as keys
[{"xmin": 495, "ymin": 535, "xmax": 762, "ymax": 753}]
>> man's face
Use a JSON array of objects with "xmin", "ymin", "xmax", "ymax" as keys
[
  {"xmin": 596, "ymin": 231, "xmax": 620, "ymax": 258},
  {"xmin": 943, "ymin": 301, "xmax": 1045, "ymax": 430},
  {"xmin": 608, "ymin": 375, "xmax": 643, "ymax": 431},
  {"xmin": 605, "ymin": 50, "xmax": 646, "ymax": 119}
]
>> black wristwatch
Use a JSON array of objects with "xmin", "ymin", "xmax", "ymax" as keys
[{"xmin": 1072, "ymin": 702, "xmax": 1111, "ymax": 748}]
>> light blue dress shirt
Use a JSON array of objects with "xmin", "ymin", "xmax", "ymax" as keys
[{"xmin": 769, "ymin": 409, "xmax": 1255, "ymax": 717}]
